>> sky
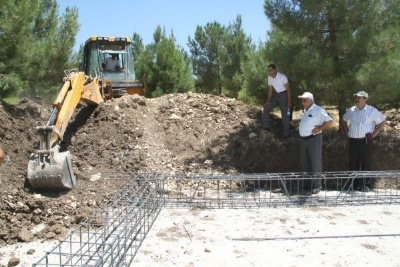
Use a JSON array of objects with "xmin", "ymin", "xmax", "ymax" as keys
[{"xmin": 58, "ymin": 0, "xmax": 270, "ymax": 52}]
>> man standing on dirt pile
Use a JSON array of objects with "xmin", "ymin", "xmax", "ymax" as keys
[
  {"xmin": 0, "ymin": 147, "xmax": 4, "ymax": 166},
  {"xmin": 298, "ymin": 92, "xmax": 333, "ymax": 194},
  {"xmin": 262, "ymin": 64, "xmax": 291, "ymax": 138},
  {"xmin": 341, "ymin": 91, "xmax": 386, "ymax": 192}
]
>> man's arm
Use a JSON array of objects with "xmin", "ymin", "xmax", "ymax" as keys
[
  {"xmin": 264, "ymin": 86, "xmax": 273, "ymax": 107},
  {"xmin": 341, "ymin": 120, "xmax": 349, "ymax": 134},
  {"xmin": 370, "ymin": 119, "xmax": 386, "ymax": 139},
  {"xmin": 312, "ymin": 119, "xmax": 333, "ymax": 135},
  {"xmin": 284, "ymin": 83, "xmax": 291, "ymax": 107}
]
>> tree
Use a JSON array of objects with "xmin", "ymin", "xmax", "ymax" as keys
[
  {"xmin": 0, "ymin": 0, "xmax": 38, "ymax": 100},
  {"xmin": 356, "ymin": 2, "xmax": 400, "ymax": 108},
  {"xmin": 222, "ymin": 15, "xmax": 252, "ymax": 98},
  {"xmin": 239, "ymin": 43, "xmax": 269, "ymax": 104},
  {"xmin": 188, "ymin": 22, "xmax": 226, "ymax": 95},
  {"xmin": 0, "ymin": 0, "xmax": 79, "ymax": 103},
  {"xmin": 133, "ymin": 27, "xmax": 194, "ymax": 97},
  {"xmin": 188, "ymin": 15, "xmax": 252, "ymax": 97},
  {"xmin": 263, "ymin": 0, "xmax": 400, "ymax": 119},
  {"xmin": 131, "ymin": 33, "xmax": 144, "ymax": 62}
]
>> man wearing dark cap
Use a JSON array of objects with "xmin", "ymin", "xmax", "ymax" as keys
[
  {"xmin": 298, "ymin": 92, "xmax": 333, "ymax": 194},
  {"xmin": 342, "ymin": 91, "xmax": 386, "ymax": 191}
]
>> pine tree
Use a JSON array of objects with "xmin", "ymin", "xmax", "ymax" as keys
[
  {"xmin": 264, "ymin": 0, "xmax": 399, "ymax": 117},
  {"xmin": 133, "ymin": 27, "xmax": 194, "ymax": 97},
  {"xmin": 188, "ymin": 22, "xmax": 226, "ymax": 95},
  {"xmin": 0, "ymin": 0, "xmax": 79, "ymax": 103},
  {"xmin": 188, "ymin": 16, "xmax": 251, "ymax": 97}
]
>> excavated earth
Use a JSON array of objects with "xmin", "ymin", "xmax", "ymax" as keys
[{"xmin": 0, "ymin": 93, "xmax": 399, "ymax": 253}]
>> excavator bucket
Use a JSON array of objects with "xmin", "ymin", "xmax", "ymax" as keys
[
  {"xmin": 27, "ymin": 147, "xmax": 76, "ymax": 190},
  {"xmin": 26, "ymin": 71, "xmax": 103, "ymax": 190},
  {"xmin": 27, "ymin": 125, "xmax": 77, "ymax": 190}
]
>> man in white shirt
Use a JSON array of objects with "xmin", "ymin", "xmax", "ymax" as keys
[
  {"xmin": 103, "ymin": 54, "xmax": 121, "ymax": 71},
  {"xmin": 262, "ymin": 64, "xmax": 292, "ymax": 138},
  {"xmin": 298, "ymin": 92, "xmax": 333, "ymax": 194},
  {"xmin": 342, "ymin": 91, "xmax": 386, "ymax": 191}
]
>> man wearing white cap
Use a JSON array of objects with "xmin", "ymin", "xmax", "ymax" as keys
[
  {"xmin": 298, "ymin": 92, "xmax": 333, "ymax": 194},
  {"xmin": 342, "ymin": 91, "xmax": 386, "ymax": 191}
]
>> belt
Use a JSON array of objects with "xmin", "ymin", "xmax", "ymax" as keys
[
  {"xmin": 301, "ymin": 135, "xmax": 314, "ymax": 139},
  {"xmin": 278, "ymin": 90, "xmax": 287, "ymax": 94},
  {"xmin": 350, "ymin": 137, "xmax": 366, "ymax": 141}
]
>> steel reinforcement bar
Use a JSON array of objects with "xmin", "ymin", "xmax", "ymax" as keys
[
  {"xmin": 32, "ymin": 173, "xmax": 164, "ymax": 267},
  {"xmin": 32, "ymin": 171, "xmax": 400, "ymax": 266},
  {"xmin": 162, "ymin": 170, "xmax": 400, "ymax": 208}
]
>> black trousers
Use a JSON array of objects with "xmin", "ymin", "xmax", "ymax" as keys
[{"xmin": 348, "ymin": 138, "xmax": 373, "ymax": 187}]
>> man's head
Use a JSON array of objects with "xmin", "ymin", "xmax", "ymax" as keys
[
  {"xmin": 0, "ymin": 148, "xmax": 4, "ymax": 166},
  {"xmin": 353, "ymin": 91, "xmax": 368, "ymax": 109},
  {"xmin": 298, "ymin": 92, "xmax": 314, "ymax": 109},
  {"xmin": 267, "ymin": 64, "xmax": 277, "ymax": 78}
]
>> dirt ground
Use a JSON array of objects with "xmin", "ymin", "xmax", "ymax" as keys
[{"xmin": 0, "ymin": 93, "xmax": 399, "ymax": 263}]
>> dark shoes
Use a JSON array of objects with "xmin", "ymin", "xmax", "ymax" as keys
[
  {"xmin": 311, "ymin": 188, "xmax": 321, "ymax": 194},
  {"xmin": 278, "ymin": 133, "xmax": 290, "ymax": 139},
  {"xmin": 357, "ymin": 186, "xmax": 372, "ymax": 192},
  {"xmin": 343, "ymin": 185, "xmax": 372, "ymax": 192},
  {"xmin": 272, "ymin": 188, "xmax": 285, "ymax": 193}
]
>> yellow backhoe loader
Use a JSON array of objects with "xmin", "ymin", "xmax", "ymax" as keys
[{"xmin": 27, "ymin": 36, "xmax": 144, "ymax": 190}]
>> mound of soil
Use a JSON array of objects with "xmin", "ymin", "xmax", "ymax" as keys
[{"xmin": 0, "ymin": 93, "xmax": 399, "ymax": 247}]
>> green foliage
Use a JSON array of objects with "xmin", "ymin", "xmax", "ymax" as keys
[
  {"xmin": 263, "ymin": 0, "xmax": 400, "ymax": 113},
  {"xmin": 188, "ymin": 15, "xmax": 252, "ymax": 97},
  {"xmin": 188, "ymin": 22, "xmax": 225, "ymax": 94},
  {"xmin": 239, "ymin": 44, "xmax": 269, "ymax": 105},
  {"xmin": 132, "ymin": 33, "xmax": 144, "ymax": 61},
  {"xmin": 1, "ymin": 97, "xmax": 19, "ymax": 105},
  {"xmin": 133, "ymin": 27, "xmax": 195, "ymax": 98},
  {"xmin": 1, "ymin": 0, "xmax": 398, "ymax": 111},
  {"xmin": 0, "ymin": 73, "xmax": 26, "ymax": 100},
  {"xmin": 0, "ymin": 0, "xmax": 79, "ymax": 103},
  {"xmin": 356, "ymin": 4, "xmax": 400, "ymax": 108}
]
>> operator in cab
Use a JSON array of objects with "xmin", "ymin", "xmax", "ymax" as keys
[{"xmin": 102, "ymin": 54, "xmax": 121, "ymax": 71}]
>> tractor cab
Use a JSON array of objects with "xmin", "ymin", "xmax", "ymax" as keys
[{"xmin": 80, "ymin": 36, "xmax": 143, "ymax": 97}]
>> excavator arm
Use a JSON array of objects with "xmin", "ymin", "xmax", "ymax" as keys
[{"xmin": 27, "ymin": 71, "xmax": 104, "ymax": 190}]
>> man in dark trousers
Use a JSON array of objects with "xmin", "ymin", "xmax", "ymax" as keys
[
  {"xmin": 298, "ymin": 92, "xmax": 333, "ymax": 194},
  {"xmin": 262, "ymin": 64, "xmax": 291, "ymax": 138},
  {"xmin": 342, "ymin": 91, "xmax": 386, "ymax": 191}
]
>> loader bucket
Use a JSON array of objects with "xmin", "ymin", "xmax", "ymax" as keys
[{"xmin": 27, "ymin": 149, "xmax": 76, "ymax": 190}]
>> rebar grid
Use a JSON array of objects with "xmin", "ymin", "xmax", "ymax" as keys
[
  {"xmin": 33, "ymin": 173, "xmax": 163, "ymax": 267},
  {"xmin": 163, "ymin": 171, "xmax": 400, "ymax": 208},
  {"xmin": 32, "ymin": 171, "xmax": 400, "ymax": 266}
]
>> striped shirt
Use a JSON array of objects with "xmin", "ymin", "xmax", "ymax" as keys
[
  {"xmin": 268, "ymin": 72, "xmax": 288, "ymax": 93},
  {"xmin": 343, "ymin": 104, "xmax": 385, "ymax": 138},
  {"xmin": 299, "ymin": 103, "xmax": 333, "ymax": 137}
]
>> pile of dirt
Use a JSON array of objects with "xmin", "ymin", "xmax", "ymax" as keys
[{"xmin": 0, "ymin": 93, "xmax": 399, "ymax": 247}]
